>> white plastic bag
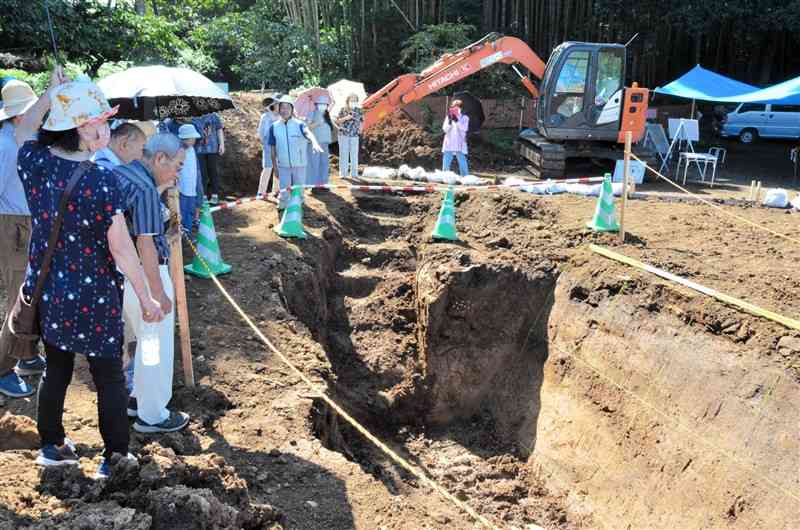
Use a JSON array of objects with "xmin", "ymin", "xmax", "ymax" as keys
[
  {"xmin": 362, "ymin": 166, "xmax": 396, "ymax": 179},
  {"xmin": 458, "ymin": 175, "xmax": 485, "ymax": 186},
  {"xmin": 763, "ymin": 188, "xmax": 789, "ymax": 208}
]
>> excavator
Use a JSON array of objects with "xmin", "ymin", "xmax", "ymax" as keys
[{"xmin": 362, "ymin": 33, "xmax": 653, "ymax": 179}]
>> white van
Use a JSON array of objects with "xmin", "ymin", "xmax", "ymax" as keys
[{"xmin": 718, "ymin": 103, "xmax": 800, "ymax": 143}]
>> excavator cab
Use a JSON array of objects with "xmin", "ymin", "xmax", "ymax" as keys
[{"xmin": 537, "ymin": 42, "xmax": 627, "ymax": 142}]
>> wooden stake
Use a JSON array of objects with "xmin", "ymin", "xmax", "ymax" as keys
[
  {"xmin": 756, "ymin": 181, "xmax": 763, "ymax": 203},
  {"xmin": 620, "ymin": 131, "xmax": 632, "ymax": 244},
  {"xmin": 166, "ymin": 188, "xmax": 195, "ymax": 387}
]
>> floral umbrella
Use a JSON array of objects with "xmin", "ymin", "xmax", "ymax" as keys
[{"xmin": 97, "ymin": 65, "xmax": 234, "ymax": 120}]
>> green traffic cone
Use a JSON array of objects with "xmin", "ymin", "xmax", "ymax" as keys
[
  {"xmin": 185, "ymin": 201, "xmax": 232, "ymax": 278},
  {"xmin": 431, "ymin": 187, "xmax": 458, "ymax": 241},
  {"xmin": 274, "ymin": 186, "xmax": 307, "ymax": 239},
  {"xmin": 586, "ymin": 174, "xmax": 620, "ymax": 232}
]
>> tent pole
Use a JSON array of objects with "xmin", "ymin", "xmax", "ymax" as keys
[{"xmin": 690, "ymin": 98, "xmax": 696, "ymax": 118}]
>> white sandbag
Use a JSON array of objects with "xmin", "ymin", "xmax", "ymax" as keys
[
  {"xmin": 409, "ymin": 166, "xmax": 427, "ymax": 180},
  {"xmin": 439, "ymin": 170, "xmax": 461, "ymax": 185},
  {"xmin": 458, "ymin": 174, "xmax": 485, "ymax": 186},
  {"xmin": 763, "ymin": 188, "xmax": 790, "ymax": 208},
  {"xmin": 503, "ymin": 177, "xmax": 529, "ymax": 188},
  {"xmin": 397, "ymin": 164, "xmax": 412, "ymax": 178},
  {"xmin": 792, "ymin": 194, "xmax": 800, "ymax": 210},
  {"xmin": 362, "ymin": 166, "xmax": 396, "ymax": 179},
  {"xmin": 564, "ymin": 183, "xmax": 598, "ymax": 196}
]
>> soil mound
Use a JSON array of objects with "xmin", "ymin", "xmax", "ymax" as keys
[
  {"xmin": 361, "ymin": 112, "xmax": 441, "ymax": 167},
  {"xmin": 220, "ymin": 92, "xmax": 265, "ymax": 194},
  {"xmin": 0, "ymin": 413, "xmax": 39, "ymax": 450},
  {"xmin": 34, "ymin": 444, "xmax": 281, "ymax": 530}
]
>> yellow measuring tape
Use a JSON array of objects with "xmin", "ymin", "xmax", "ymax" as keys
[{"xmin": 183, "ymin": 236, "xmax": 507, "ymax": 530}]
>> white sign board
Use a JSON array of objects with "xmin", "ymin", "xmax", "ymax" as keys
[
  {"xmin": 667, "ymin": 118, "xmax": 699, "ymax": 141},
  {"xmin": 612, "ymin": 160, "xmax": 645, "ymax": 184}
]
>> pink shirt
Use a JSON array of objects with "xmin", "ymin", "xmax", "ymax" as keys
[{"xmin": 442, "ymin": 114, "xmax": 469, "ymax": 154}]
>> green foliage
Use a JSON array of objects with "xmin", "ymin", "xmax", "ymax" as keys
[
  {"xmin": 0, "ymin": 69, "xmax": 50, "ymax": 94},
  {"xmin": 399, "ymin": 23, "xmax": 527, "ymax": 99},
  {"xmin": 399, "ymin": 23, "xmax": 476, "ymax": 72}
]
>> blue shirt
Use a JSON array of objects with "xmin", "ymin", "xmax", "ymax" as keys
[
  {"xmin": 0, "ymin": 121, "xmax": 30, "ymax": 215},
  {"xmin": 267, "ymin": 119, "xmax": 308, "ymax": 167},
  {"xmin": 157, "ymin": 119, "xmax": 181, "ymax": 136},
  {"xmin": 18, "ymin": 141, "xmax": 126, "ymax": 358},
  {"xmin": 113, "ymin": 161, "xmax": 171, "ymax": 263},
  {"xmin": 178, "ymin": 146, "xmax": 201, "ymax": 197},
  {"xmin": 91, "ymin": 147, "xmax": 123, "ymax": 171},
  {"xmin": 192, "ymin": 113, "xmax": 223, "ymax": 154}
]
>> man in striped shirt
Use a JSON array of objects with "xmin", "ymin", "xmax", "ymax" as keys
[{"xmin": 115, "ymin": 133, "xmax": 190, "ymax": 434}]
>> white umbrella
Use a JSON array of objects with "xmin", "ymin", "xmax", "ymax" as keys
[
  {"xmin": 97, "ymin": 65, "xmax": 234, "ymax": 120},
  {"xmin": 327, "ymin": 79, "xmax": 367, "ymax": 119}
]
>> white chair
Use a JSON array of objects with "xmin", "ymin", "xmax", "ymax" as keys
[
  {"xmin": 677, "ymin": 151, "xmax": 719, "ymax": 186},
  {"xmin": 709, "ymin": 146, "xmax": 727, "ymax": 165}
]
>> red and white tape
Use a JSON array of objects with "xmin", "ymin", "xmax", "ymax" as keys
[{"xmin": 208, "ymin": 176, "xmax": 606, "ymax": 213}]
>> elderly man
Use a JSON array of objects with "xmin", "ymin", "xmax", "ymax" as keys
[
  {"xmin": 115, "ymin": 133, "xmax": 190, "ymax": 433},
  {"xmin": 93, "ymin": 123, "xmax": 147, "ymax": 169},
  {"xmin": 91, "ymin": 122, "xmax": 147, "ymax": 397},
  {"xmin": 0, "ymin": 71, "xmax": 64, "ymax": 397}
]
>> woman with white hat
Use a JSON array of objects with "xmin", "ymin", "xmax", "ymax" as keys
[
  {"xmin": 306, "ymin": 94, "xmax": 333, "ymax": 189},
  {"xmin": 16, "ymin": 78, "xmax": 164, "ymax": 479}
]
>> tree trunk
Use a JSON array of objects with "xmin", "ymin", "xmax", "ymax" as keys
[{"xmin": 134, "ymin": 0, "xmax": 146, "ymax": 15}]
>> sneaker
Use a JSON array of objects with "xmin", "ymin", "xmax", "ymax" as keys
[
  {"xmin": 133, "ymin": 410, "xmax": 190, "ymax": 434},
  {"xmin": 0, "ymin": 371, "xmax": 35, "ymax": 397},
  {"xmin": 16, "ymin": 355, "xmax": 46, "ymax": 376},
  {"xmin": 36, "ymin": 444, "xmax": 79, "ymax": 466},
  {"xmin": 127, "ymin": 397, "xmax": 138, "ymax": 418},
  {"xmin": 210, "ymin": 194, "xmax": 220, "ymax": 205},
  {"xmin": 94, "ymin": 453, "xmax": 137, "ymax": 480}
]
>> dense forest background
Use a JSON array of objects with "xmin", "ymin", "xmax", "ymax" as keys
[{"xmin": 1, "ymin": 0, "xmax": 798, "ymax": 97}]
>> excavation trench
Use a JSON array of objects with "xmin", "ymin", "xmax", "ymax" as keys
[{"xmin": 284, "ymin": 195, "xmax": 798, "ymax": 529}]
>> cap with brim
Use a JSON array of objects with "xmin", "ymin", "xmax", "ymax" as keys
[
  {"xmin": 0, "ymin": 80, "xmax": 38, "ymax": 121},
  {"xmin": 43, "ymin": 81, "xmax": 118, "ymax": 132},
  {"xmin": 276, "ymin": 95, "xmax": 295, "ymax": 107},
  {"xmin": 178, "ymin": 124, "xmax": 202, "ymax": 139}
]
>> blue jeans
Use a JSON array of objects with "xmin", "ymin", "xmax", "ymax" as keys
[
  {"xmin": 443, "ymin": 151, "xmax": 469, "ymax": 176},
  {"xmin": 180, "ymin": 194, "xmax": 198, "ymax": 237}
]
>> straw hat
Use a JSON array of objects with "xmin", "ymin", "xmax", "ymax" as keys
[
  {"xmin": 0, "ymin": 80, "xmax": 38, "ymax": 121},
  {"xmin": 178, "ymin": 124, "xmax": 201, "ymax": 139},
  {"xmin": 43, "ymin": 81, "xmax": 118, "ymax": 131}
]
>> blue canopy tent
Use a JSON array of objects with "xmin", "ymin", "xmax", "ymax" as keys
[
  {"xmin": 655, "ymin": 64, "xmax": 800, "ymax": 106},
  {"xmin": 655, "ymin": 65, "xmax": 758, "ymax": 102}
]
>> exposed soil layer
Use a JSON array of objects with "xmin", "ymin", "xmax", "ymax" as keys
[{"xmin": 2, "ymin": 167, "xmax": 800, "ymax": 527}]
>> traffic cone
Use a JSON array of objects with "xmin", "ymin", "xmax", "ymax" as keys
[
  {"xmin": 274, "ymin": 186, "xmax": 307, "ymax": 239},
  {"xmin": 586, "ymin": 173, "xmax": 620, "ymax": 232},
  {"xmin": 185, "ymin": 201, "xmax": 232, "ymax": 278},
  {"xmin": 431, "ymin": 187, "xmax": 458, "ymax": 241}
]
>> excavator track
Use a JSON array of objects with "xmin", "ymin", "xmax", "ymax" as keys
[{"xmin": 516, "ymin": 129, "xmax": 659, "ymax": 181}]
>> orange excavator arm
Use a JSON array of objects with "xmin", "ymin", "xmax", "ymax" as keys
[{"xmin": 362, "ymin": 34, "xmax": 546, "ymax": 130}]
